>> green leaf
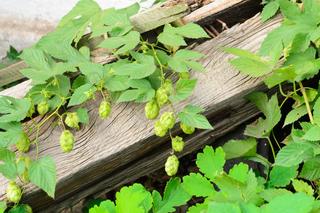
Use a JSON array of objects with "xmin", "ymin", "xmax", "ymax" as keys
[
  {"xmin": 152, "ymin": 178, "xmax": 191, "ymax": 213},
  {"xmin": 260, "ymin": 188, "xmax": 292, "ymax": 202},
  {"xmin": 168, "ymin": 50, "xmax": 204, "ymax": 73},
  {"xmin": 222, "ymin": 138, "xmax": 257, "ymax": 159},
  {"xmin": 0, "ymin": 148, "xmax": 19, "ymax": 179},
  {"xmin": 283, "ymin": 105, "xmax": 307, "ymax": 127},
  {"xmin": 300, "ymin": 156, "xmax": 320, "ymax": 180},
  {"xmin": 99, "ymin": 31, "xmax": 140, "ymax": 55},
  {"xmin": 225, "ymin": 48, "xmax": 273, "ymax": 77},
  {"xmin": 79, "ymin": 62, "xmax": 104, "ymax": 84},
  {"xmin": 178, "ymin": 104, "xmax": 213, "ymax": 129},
  {"xmin": 313, "ymin": 97, "xmax": 320, "ymax": 125},
  {"xmin": 275, "ymin": 142, "xmax": 314, "ymax": 167},
  {"xmin": 115, "ymin": 183, "xmax": 152, "ymax": 213},
  {"xmin": 208, "ymin": 202, "xmax": 241, "ymax": 213},
  {"xmin": 267, "ymin": 165, "xmax": 298, "ymax": 187},
  {"xmin": 292, "ymin": 179, "xmax": 314, "ymax": 196},
  {"xmin": 76, "ymin": 108, "xmax": 89, "ymax": 124},
  {"xmin": 261, "ymin": 193, "xmax": 314, "ymax": 213},
  {"xmin": 196, "ymin": 146, "xmax": 225, "ymax": 181},
  {"xmin": 68, "ymin": 83, "xmax": 96, "ymax": 107},
  {"xmin": 264, "ymin": 66, "xmax": 296, "ymax": 88},
  {"xmin": 0, "ymin": 122, "xmax": 24, "ymax": 148},
  {"xmin": 117, "ymin": 79, "xmax": 155, "ymax": 103},
  {"xmin": 228, "ymin": 163, "xmax": 249, "ymax": 183},
  {"xmin": 157, "ymin": 23, "xmax": 208, "ymax": 48},
  {"xmin": 0, "ymin": 96, "xmax": 31, "ymax": 122},
  {"xmin": 104, "ymin": 75, "xmax": 130, "ymax": 92},
  {"xmin": 89, "ymin": 200, "xmax": 115, "ymax": 213},
  {"xmin": 29, "ymin": 156, "xmax": 56, "ymax": 198},
  {"xmin": 113, "ymin": 52, "xmax": 156, "ymax": 79},
  {"xmin": 182, "ymin": 173, "xmax": 215, "ymax": 197},
  {"xmin": 170, "ymin": 79, "xmax": 197, "ymax": 102},
  {"xmin": 303, "ymin": 125, "xmax": 320, "ymax": 141},
  {"xmin": 261, "ymin": 1, "xmax": 280, "ymax": 22},
  {"xmin": 187, "ymin": 202, "xmax": 208, "ymax": 213},
  {"xmin": 0, "ymin": 201, "xmax": 6, "ymax": 213},
  {"xmin": 245, "ymin": 93, "xmax": 281, "ymax": 138}
]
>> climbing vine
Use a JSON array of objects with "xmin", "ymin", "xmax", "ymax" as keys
[{"xmin": 0, "ymin": 0, "xmax": 212, "ymax": 211}]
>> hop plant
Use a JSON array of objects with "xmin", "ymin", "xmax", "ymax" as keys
[
  {"xmin": 99, "ymin": 100, "xmax": 111, "ymax": 119},
  {"xmin": 65, "ymin": 112, "xmax": 80, "ymax": 129},
  {"xmin": 16, "ymin": 133, "xmax": 31, "ymax": 153},
  {"xmin": 180, "ymin": 122, "xmax": 195, "ymax": 134},
  {"xmin": 6, "ymin": 182, "xmax": 22, "ymax": 203},
  {"xmin": 26, "ymin": 98, "xmax": 35, "ymax": 117},
  {"xmin": 156, "ymin": 87, "xmax": 169, "ymax": 107},
  {"xmin": 16, "ymin": 156, "xmax": 31, "ymax": 183},
  {"xmin": 145, "ymin": 100, "xmax": 160, "ymax": 120},
  {"xmin": 154, "ymin": 120, "xmax": 168, "ymax": 137},
  {"xmin": 165, "ymin": 155, "xmax": 179, "ymax": 176},
  {"xmin": 171, "ymin": 136, "xmax": 185, "ymax": 152},
  {"xmin": 59, "ymin": 130, "xmax": 75, "ymax": 153},
  {"xmin": 160, "ymin": 112, "xmax": 176, "ymax": 129},
  {"xmin": 163, "ymin": 79, "xmax": 173, "ymax": 95},
  {"xmin": 37, "ymin": 101, "xmax": 49, "ymax": 115},
  {"xmin": 179, "ymin": 72, "xmax": 190, "ymax": 79}
]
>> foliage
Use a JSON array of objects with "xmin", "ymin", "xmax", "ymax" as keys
[
  {"xmin": 0, "ymin": 0, "xmax": 211, "ymax": 211},
  {"xmin": 90, "ymin": 146, "xmax": 320, "ymax": 212}
]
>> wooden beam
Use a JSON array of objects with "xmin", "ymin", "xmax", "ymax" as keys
[{"xmin": 0, "ymin": 14, "xmax": 282, "ymax": 211}]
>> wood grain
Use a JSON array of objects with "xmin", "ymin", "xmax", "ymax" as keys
[{"xmin": 0, "ymin": 14, "xmax": 282, "ymax": 211}]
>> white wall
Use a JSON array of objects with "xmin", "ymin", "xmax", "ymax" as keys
[{"xmin": 0, "ymin": 0, "xmax": 154, "ymax": 59}]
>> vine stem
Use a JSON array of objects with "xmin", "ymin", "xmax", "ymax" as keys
[
  {"xmin": 299, "ymin": 82, "xmax": 314, "ymax": 124},
  {"xmin": 266, "ymin": 137, "xmax": 276, "ymax": 161}
]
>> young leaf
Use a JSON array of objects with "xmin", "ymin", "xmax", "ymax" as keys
[
  {"xmin": 264, "ymin": 66, "xmax": 296, "ymax": 88},
  {"xmin": 170, "ymin": 79, "xmax": 197, "ymax": 102},
  {"xmin": 0, "ymin": 96, "xmax": 31, "ymax": 123},
  {"xmin": 182, "ymin": 173, "xmax": 215, "ymax": 197},
  {"xmin": 168, "ymin": 50, "xmax": 204, "ymax": 73},
  {"xmin": 178, "ymin": 104, "xmax": 213, "ymax": 129},
  {"xmin": 99, "ymin": 31, "xmax": 140, "ymax": 55},
  {"xmin": 302, "ymin": 125, "xmax": 320, "ymax": 141},
  {"xmin": 89, "ymin": 200, "xmax": 115, "ymax": 213},
  {"xmin": 196, "ymin": 146, "xmax": 225, "ymax": 181},
  {"xmin": 245, "ymin": 93, "xmax": 281, "ymax": 138},
  {"xmin": 268, "ymin": 165, "xmax": 298, "ymax": 187},
  {"xmin": 29, "ymin": 156, "xmax": 56, "ymax": 198},
  {"xmin": 228, "ymin": 163, "xmax": 249, "ymax": 183},
  {"xmin": 261, "ymin": 1, "xmax": 280, "ymax": 22},
  {"xmin": 115, "ymin": 184, "xmax": 152, "ymax": 213},
  {"xmin": 260, "ymin": 188, "xmax": 292, "ymax": 203},
  {"xmin": 292, "ymin": 179, "xmax": 314, "ymax": 196},
  {"xmin": 152, "ymin": 178, "xmax": 191, "ymax": 213},
  {"xmin": 222, "ymin": 138, "xmax": 257, "ymax": 159}
]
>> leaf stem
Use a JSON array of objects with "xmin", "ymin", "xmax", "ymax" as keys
[
  {"xmin": 299, "ymin": 81, "xmax": 314, "ymax": 124},
  {"xmin": 266, "ymin": 137, "xmax": 276, "ymax": 161}
]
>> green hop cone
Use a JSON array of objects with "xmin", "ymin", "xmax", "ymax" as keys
[
  {"xmin": 163, "ymin": 79, "xmax": 173, "ymax": 95},
  {"xmin": 16, "ymin": 133, "xmax": 31, "ymax": 153},
  {"xmin": 160, "ymin": 112, "xmax": 176, "ymax": 130},
  {"xmin": 179, "ymin": 72, "xmax": 190, "ymax": 79},
  {"xmin": 165, "ymin": 155, "xmax": 179, "ymax": 176},
  {"xmin": 59, "ymin": 130, "xmax": 75, "ymax": 153},
  {"xmin": 26, "ymin": 98, "xmax": 35, "ymax": 117},
  {"xmin": 145, "ymin": 100, "xmax": 160, "ymax": 120},
  {"xmin": 37, "ymin": 101, "xmax": 49, "ymax": 115},
  {"xmin": 180, "ymin": 122, "xmax": 195, "ymax": 134},
  {"xmin": 16, "ymin": 156, "xmax": 31, "ymax": 183},
  {"xmin": 99, "ymin": 100, "xmax": 111, "ymax": 119},
  {"xmin": 6, "ymin": 182, "xmax": 22, "ymax": 203},
  {"xmin": 171, "ymin": 136, "xmax": 185, "ymax": 152},
  {"xmin": 156, "ymin": 87, "xmax": 168, "ymax": 107},
  {"xmin": 154, "ymin": 120, "xmax": 168, "ymax": 137},
  {"xmin": 65, "ymin": 112, "xmax": 80, "ymax": 129}
]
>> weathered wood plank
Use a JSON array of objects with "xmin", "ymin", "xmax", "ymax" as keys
[{"xmin": 0, "ymin": 14, "xmax": 282, "ymax": 211}]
